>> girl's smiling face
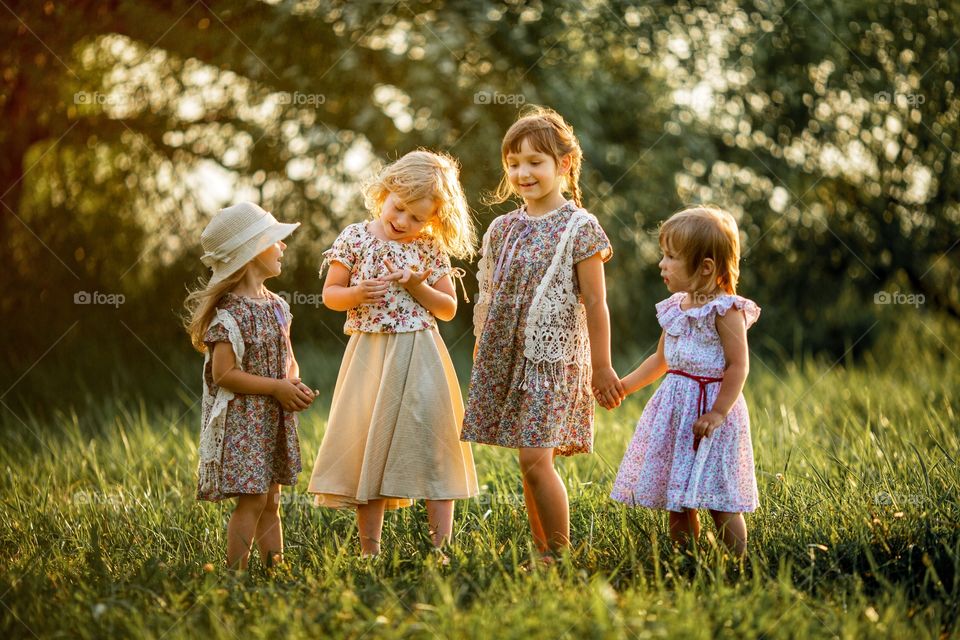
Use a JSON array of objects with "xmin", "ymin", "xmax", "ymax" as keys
[
  {"xmin": 505, "ymin": 138, "xmax": 570, "ymax": 208},
  {"xmin": 378, "ymin": 191, "xmax": 436, "ymax": 243}
]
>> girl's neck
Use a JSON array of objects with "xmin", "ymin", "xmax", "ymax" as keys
[
  {"xmin": 232, "ymin": 270, "xmax": 270, "ymax": 299},
  {"xmin": 523, "ymin": 190, "xmax": 569, "ymax": 218}
]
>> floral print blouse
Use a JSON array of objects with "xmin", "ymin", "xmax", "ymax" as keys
[{"xmin": 321, "ymin": 222, "xmax": 452, "ymax": 334}]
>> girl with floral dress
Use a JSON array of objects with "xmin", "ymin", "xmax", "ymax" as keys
[
  {"xmin": 462, "ymin": 107, "xmax": 624, "ymax": 562},
  {"xmin": 610, "ymin": 205, "xmax": 760, "ymax": 557},
  {"xmin": 185, "ymin": 202, "xmax": 316, "ymax": 570},
  {"xmin": 308, "ymin": 150, "xmax": 479, "ymax": 559}
]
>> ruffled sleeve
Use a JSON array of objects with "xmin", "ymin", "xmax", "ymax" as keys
[
  {"xmin": 203, "ymin": 319, "xmax": 231, "ymax": 345},
  {"xmin": 203, "ymin": 305, "xmax": 246, "ymax": 367},
  {"xmin": 708, "ymin": 295, "xmax": 761, "ymax": 329},
  {"xmin": 319, "ymin": 223, "xmax": 361, "ymax": 278},
  {"xmin": 572, "ymin": 214, "xmax": 613, "ymax": 263},
  {"xmin": 655, "ymin": 293, "xmax": 688, "ymax": 336}
]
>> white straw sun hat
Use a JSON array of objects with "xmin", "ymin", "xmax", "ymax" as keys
[{"xmin": 200, "ymin": 202, "xmax": 300, "ymax": 285}]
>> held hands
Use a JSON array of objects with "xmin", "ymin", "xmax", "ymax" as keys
[
  {"xmin": 591, "ymin": 366, "xmax": 626, "ymax": 410},
  {"xmin": 273, "ymin": 377, "xmax": 318, "ymax": 412},
  {"xmin": 383, "ymin": 258, "xmax": 432, "ymax": 290},
  {"xmin": 692, "ymin": 410, "xmax": 725, "ymax": 448}
]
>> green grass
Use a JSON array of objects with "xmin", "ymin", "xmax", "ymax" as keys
[{"xmin": 1, "ymin": 321, "xmax": 958, "ymax": 638}]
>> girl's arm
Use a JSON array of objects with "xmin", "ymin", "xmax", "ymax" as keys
[
  {"xmin": 383, "ymin": 259, "xmax": 457, "ymax": 321},
  {"xmin": 284, "ymin": 325, "xmax": 319, "ymax": 398},
  {"xmin": 285, "ymin": 319, "xmax": 300, "ymax": 379},
  {"xmin": 576, "ymin": 254, "xmax": 625, "ymax": 410},
  {"xmin": 621, "ymin": 331, "xmax": 668, "ymax": 396},
  {"xmin": 211, "ymin": 342, "xmax": 314, "ymax": 411},
  {"xmin": 693, "ymin": 309, "xmax": 749, "ymax": 437},
  {"xmin": 322, "ymin": 261, "xmax": 391, "ymax": 311}
]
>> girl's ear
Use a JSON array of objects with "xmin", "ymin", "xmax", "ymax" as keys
[
  {"xmin": 559, "ymin": 153, "xmax": 573, "ymax": 176},
  {"xmin": 700, "ymin": 257, "xmax": 716, "ymax": 277}
]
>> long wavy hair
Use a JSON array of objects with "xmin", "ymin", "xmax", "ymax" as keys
[{"xmin": 183, "ymin": 266, "xmax": 250, "ymax": 352}]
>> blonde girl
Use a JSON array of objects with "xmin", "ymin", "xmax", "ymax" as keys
[
  {"xmin": 610, "ymin": 206, "xmax": 760, "ymax": 557},
  {"xmin": 462, "ymin": 107, "xmax": 624, "ymax": 563},
  {"xmin": 185, "ymin": 202, "xmax": 316, "ymax": 570},
  {"xmin": 308, "ymin": 150, "xmax": 479, "ymax": 559}
]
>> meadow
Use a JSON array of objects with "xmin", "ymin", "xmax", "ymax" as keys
[{"xmin": 1, "ymin": 320, "xmax": 958, "ymax": 639}]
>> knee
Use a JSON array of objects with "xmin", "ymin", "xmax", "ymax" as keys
[
  {"xmin": 518, "ymin": 450, "xmax": 551, "ymax": 481},
  {"xmin": 236, "ymin": 493, "xmax": 270, "ymax": 514}
]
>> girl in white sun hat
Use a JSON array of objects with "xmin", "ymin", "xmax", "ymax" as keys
[{"xmin": 184, "ymin": 201, "xmax": 316, "ymax": 571}]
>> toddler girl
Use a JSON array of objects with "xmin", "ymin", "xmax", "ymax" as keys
[{"xmin": 610, "ymin": 205, "xmax": 760, "ymax": 557}]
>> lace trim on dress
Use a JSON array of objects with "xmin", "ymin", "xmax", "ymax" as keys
[{"xmin": 197, "ymin": 308, "xmax": 245, "ymax": 497}]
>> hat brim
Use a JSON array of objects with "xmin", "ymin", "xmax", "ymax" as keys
[{"xmin": 207, "ymin": 221, "xmax": 301, "ymax": 286}]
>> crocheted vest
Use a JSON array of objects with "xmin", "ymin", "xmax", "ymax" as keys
[{"xmin": 474, "ymin": 209, "xmax": 594, "ymax": 392}]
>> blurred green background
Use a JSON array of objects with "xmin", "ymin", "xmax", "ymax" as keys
[{"xmin": 2, "ymin": 0, "xmax": 958, "ymax": 416}]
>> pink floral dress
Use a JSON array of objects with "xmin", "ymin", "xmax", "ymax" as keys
[
  {"xmin": 610, "ymin": 293, "xmax": 760, "ymax": 513},
  {"xmin": 198, "ymin": 292, "xmax": 301, "ymax": 501}
]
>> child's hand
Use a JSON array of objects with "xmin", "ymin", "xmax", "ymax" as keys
[
  {"xmin": 692, "ymin": 410, "xmax": 725, "ymax": 448},
  {"xmin": 294, "ymin": 380, "xmax": 319, "ymax": 402},
  {"xmin": 273, "ymin": 378, "xmax": 315, "ymax": 412},
  {"xmin": 383, "ymin": 258, "xmax": 432, "ymax": 290},
  {"xmin": 591, "ymin": 366, "xmax": 625, "ymax": 410},
  {"xmin": 355, "ymin": 278, "xmax": 392, "ymax": 304}
]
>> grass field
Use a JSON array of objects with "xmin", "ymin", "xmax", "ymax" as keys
[{"xmin": 1, "ymin": 320, "xmax": 958, "ymax": 639}]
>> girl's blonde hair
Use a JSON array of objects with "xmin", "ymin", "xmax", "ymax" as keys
[
  {"xmin": 659, "ymin": 206, "xmax": 741, "ymax": 295},
  {"xmin": 490, "ymin": 106, "xmax": 584, "ymax": 208},
  {"xmin": 363, "ymin": 149, "xmax": 476, "ymax": 260},
  {"xmin": 183, "ymin": 266, "xmax": 250, "ymax": 352}
]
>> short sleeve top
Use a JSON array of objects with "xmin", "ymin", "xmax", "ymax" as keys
[
  {"xmin": 321, "ymin": 222, "xmax": 452, "ymax": 334},
  {"xmin": 655, "ymin": 293, "xmax": 761, "ymax": 377}
]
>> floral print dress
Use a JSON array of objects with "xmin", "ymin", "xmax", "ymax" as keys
[
  {"xmin": 462, "ymin": 201, "xmax": 612, "ymax": 456},
  {"xmin": 198, "ymin": 292, "xmax": 301, "ymax": 501},
  {"xmin": 610, "ymin": 293, "xmax": 760, "ymax": 513}
]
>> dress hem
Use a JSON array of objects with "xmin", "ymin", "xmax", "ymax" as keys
[{"xmin": 460, "ymin": 435, "xmax": 591, "ymax": 457}]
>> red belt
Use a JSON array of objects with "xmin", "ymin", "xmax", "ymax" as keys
[{"xmin": 666, "ymin": 369, "xmax": 723, "ymax": 451}]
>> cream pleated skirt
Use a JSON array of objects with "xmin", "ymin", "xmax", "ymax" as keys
[{"xmin": 308, "ymin": 328, "xmax": 479, "ymax": 510}]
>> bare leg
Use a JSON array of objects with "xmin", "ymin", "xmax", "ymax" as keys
[
  {"xmin": 522, "ymin": 476, "xmax": 549, "ymax": 553},
  {"xmin": 519, "ymin": 447, "xmax": 570, "ymax": 554},
  {"xmin": 710, "ymin": 510, "xmax": 747, "ymax": 557},
  {"xmin": 356, "ymin": 499, "xmax": 386, "ymax": 556},
  {"xmin": 668, "ymin": 509, "xmax": 701, "ymax": 547},
  {"xmin": 254, "ymin": 484, "xmax": 283, "ymax": 567},
  {"xmin": 425, "ymin": 499, "xmax": 454, "ymax": 548},
  {"xmin": 227, "ymin": 493, "xmax": 268, "ymax": 570}
]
